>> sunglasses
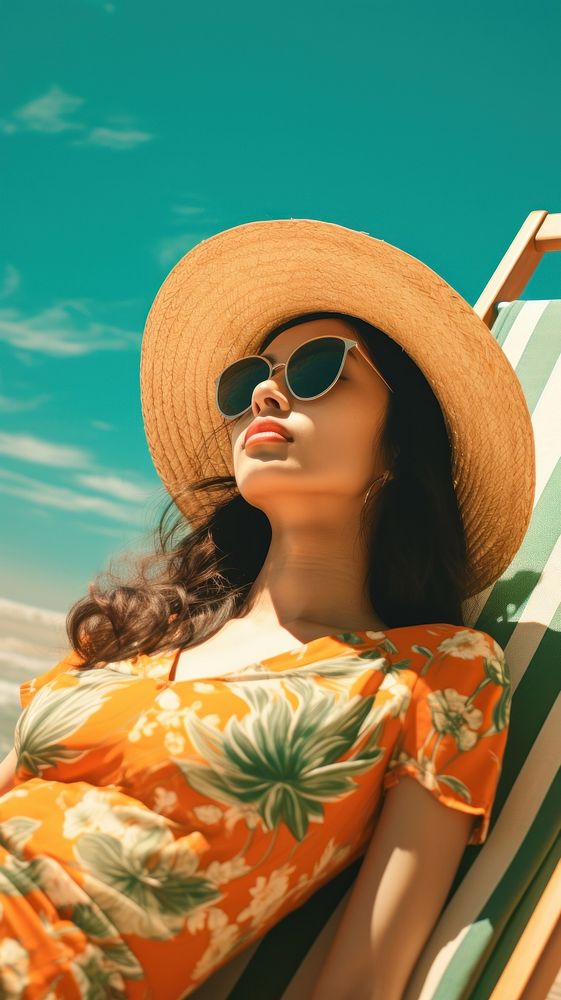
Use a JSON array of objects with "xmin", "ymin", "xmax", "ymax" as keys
[{"xmin": 214, "ymin": 335, "xmax": 393, "ymax": 420}]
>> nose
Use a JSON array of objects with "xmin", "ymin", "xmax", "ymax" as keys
[{"xmin": 250, "ymin": 366, "xmax": 291, "ymax": 415}]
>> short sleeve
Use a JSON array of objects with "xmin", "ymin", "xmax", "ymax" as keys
[
  {"xmin": 382, "ymin": 627, "xmax": 511, "ymax": 845},
  {"xmin": 19, "ymin": 649, "xmax": 86, "ymax": 710}
]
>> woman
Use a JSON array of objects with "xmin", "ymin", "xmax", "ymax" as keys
[{"xmin": 0, "ymin": 219, "xmax": 534, "ymax": 999}]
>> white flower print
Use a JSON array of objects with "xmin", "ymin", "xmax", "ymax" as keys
[
  {"xmin": 237, "ymin": 864, "xmax": 296, "ymax": 929},
  {"xmin": 206, "ymin": 907, "xmax": 228, "ymax": 932},
  {"xmin": 128, "ymin": 712, "xmax": 158, "ymax": 742},
  {"xmin": 427, "ymin": 688, "xmax": 484, "ymax": 750},
  {"xmin": 201, "ymin": 713, "xmax": 220, "ymax": 727},
  {"xmin": 186, "ymin": 907, "xmax": 208, "ymax": 935},
  {"xmin": 294, "ymin": 837, "xmax": 353, "ymax": 899},
  {"xmin": 223, "ymin": 803, "xmax": 261, "ymax": 832},
  {"xmin": 438, "ymin": 629, "xmax": 490, "ymax": 661},
  {"xmin": 164, "ymin": 731, "xmax": 185, "ymax": 754},
  {"xmin": 193, "ymin": 682, "xmax": 216, "ymax": 693},
  {"xmin": 204, "ymin": 856, "xmax": 250, "ymax": 885},
  {"xmin": 63, "ymin": 789, "xmax": 126, "ymax": 839},
  {"xmin": 155, "ymin": 688, "xmax": 181, "ymax": 711},
  {"xmin": 193, "ymin": 804, "xmax": 223, "ymax": 825},
  {"xmin": 152, "ymin": 787, "xmax": 178, "ymax": 815},
  {"xmin": 192, "ymin": 908, "xmax": 241, "ymax": 982},
  {"xmin": 139, "ymin": 699, "xmax": 200, "ymax": 739},
  {"xmin": 311, "ymin": 837, "xmax": 352, "ymax": 880},
  {"xmin": 183, "ymin": 701, "xmax": 203, "ymax": 718},
  {"xmin": 378, "ymin": 673, "xmax": 412, "ymax": 720},
  {"xmin": 450, "ymin": 631, "xmax": 509, "ymax": 686},
  {"xmin": 0, "ymin": 938, "xmax": 29, "ymax": 998}
]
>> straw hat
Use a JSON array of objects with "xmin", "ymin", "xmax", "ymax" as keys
[{"xmin": 140, "ymin": 218, "xmax": 535, "ymax": 599}]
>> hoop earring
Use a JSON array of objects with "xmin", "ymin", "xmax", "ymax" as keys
[{"xmin": 363, "ymin": 470, "xmax": 394, "ymax": 506}]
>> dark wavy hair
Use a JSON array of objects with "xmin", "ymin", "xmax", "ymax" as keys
[{"xmin": 66, "ymin": 311, "xmax": 469, "ymax": 670}]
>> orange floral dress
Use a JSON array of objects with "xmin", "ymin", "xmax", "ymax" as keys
[{"xmin": 0, "ymin": 623, "xmax": 511, "ymax": 999}]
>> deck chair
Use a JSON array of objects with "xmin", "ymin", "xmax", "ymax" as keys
[{"xmin": 188, "ymin": 210, "xmax": 561, "ymax": 1000}]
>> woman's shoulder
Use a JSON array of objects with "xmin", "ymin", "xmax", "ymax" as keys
[
  {"xmin": 19, "ymin": 645, "xmax": 178, "ymax": 710},
  {"xmin": 20, "ymin": 648, "xmax": 86, "ymax": 709},
  {"xmin": 378, "ymin": 622, "xmax": 505, "ymax": 681},
  {"xmin": 381, "ymin": 621, "xmax": 499, "ymax": 649}
]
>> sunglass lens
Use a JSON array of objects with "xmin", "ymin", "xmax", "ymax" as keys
[
  {"xmin": 288, "ymin": 337, "xmax": 346, "ymax": 397},
  {"xmin": 217, "ymin": 356, "xmax": 270, "ymax": 417}
]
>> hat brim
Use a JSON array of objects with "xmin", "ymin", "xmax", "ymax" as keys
[{"xmin": 140, "ymin": 218, "xmax": 535, "ymax": 598}]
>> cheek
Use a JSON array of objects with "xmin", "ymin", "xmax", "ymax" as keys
[
  {"xmin": 322, "ymin": 390, "xmax": 374, "ymax": 437},
  {"xmin": 322, "ymin": 427, "xmax": 374, "ymax": 465},
  {"xmin": 305, "ymin": 407, "xmax": 377, "ymax": 468}
]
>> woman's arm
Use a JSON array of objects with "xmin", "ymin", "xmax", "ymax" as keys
[
  {"xmin": 0, "ymin": 747, "xmax": 18, "ymax": 797},
  {"xmin": 309, "ymin": 775, "xmax": 475, "ymax": 1000}
]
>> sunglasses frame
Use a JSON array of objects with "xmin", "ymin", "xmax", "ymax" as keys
[{"xmin": 214, "ymin": 334, "xmax": 394, "ymax": 420}]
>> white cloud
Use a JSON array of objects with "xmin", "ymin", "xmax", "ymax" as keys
[
  {"xmin": 74, "ymin": 473, "xmax": 154, "ymax": 503},
  {"xmin": 0, "ymin": 432, "xmax": 90, "ymax": 468},
  {"xmin": 156, "ymin": 232, "xmax": 205, "ymax": 268},
  {"xmin": 172, "ymin": 205, "xmax": 206, "ymax": 217},
  {"xmin": 0, "ymin": 432, "xmax": 162, "ymax": 529},
  {"xmin": 0, "ymin": 299, "xmax": 138, "ymax": 357},
  {"xmin": 72, "ymin": 520, "xmax": 130, "ymax": 538},
  {"xmin": 0, "ymin": 394, "xmax": 52, "ymax": 414},
  {"xmin": 1, "ymin": 83, "xmax": 154, "ymax": 150},
  {"xmin": 0, "ymin": 265, "xmax": 21, "ymax": 299},
  {"xmin": 0, "ymin": 468, "xmax": 142, "ymax": 524},
  {"xmin": 72, "ymin": 126, "xmax": 154, "ymax": 150},
  {"xmin": 90, "ymin": 420, "xmax": 114, "ymax": 432},
  {"xmin": 0, "ymin": 432, "xmax": 159, "ymax": 504},
  {"xmin": 10, "ymin": 85, "xmax": 85, "ymax": 134}
]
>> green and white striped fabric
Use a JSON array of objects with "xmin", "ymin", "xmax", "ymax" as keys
[{"xmin": 189, "ymin": 300, "xmax": 561, "ymax": 1000}]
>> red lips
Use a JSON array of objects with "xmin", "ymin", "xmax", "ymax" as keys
[{"xmin": 244, "ymin": 418, "xmax": 293, "ymax": 447}]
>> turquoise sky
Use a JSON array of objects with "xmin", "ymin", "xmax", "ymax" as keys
[{"xmin": 1, "ymin": 0, "xmax": 560, "ymax": 613}]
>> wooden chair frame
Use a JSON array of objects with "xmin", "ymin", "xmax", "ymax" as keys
[
  {"xmin": 474, "ymin": 209, "xmax": 561, "ymax": 327},
  {"xmin": 468, "ymin": 208, "xmax": 561, "ymax": 1000}
]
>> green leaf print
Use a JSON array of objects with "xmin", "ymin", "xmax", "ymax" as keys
[
  {"xmin": 175, "ymin": 676, "xmax": 386, "ymax": 841},
  {"xmin": 246, "ymin": 650, "xmax": 388, "ymax": 681},
  {"xmin": 97, "ymin": 940, "xmax": 147, "ymax": 977},
  {"xmin": 74, "ymin": 828, "xmax": 221, "ymax": 939},
  {"xmin": 69, "ymin": 944, "xmax": 129, "ymax": 999},
  {"xmin": 72, "ymin": 902, "xmax": 122, "ymax": 939},
  {"xmin": 0, "ymin": 849, "xmax": 146, "ymax": 984},
  {"xmin": 437, "ymin": 774, "xmax": 472, "ymax": 802},
  {"xmin": 0, "ymin": 856, "xmax": 46, "ymax": 897},
  {"xmin": 14, "ymin": 669, "xmax": 135, "ymax": 777},
  {"xmin": 0, "ymin": 816, "xmax": 41, "ymax": 856}
]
